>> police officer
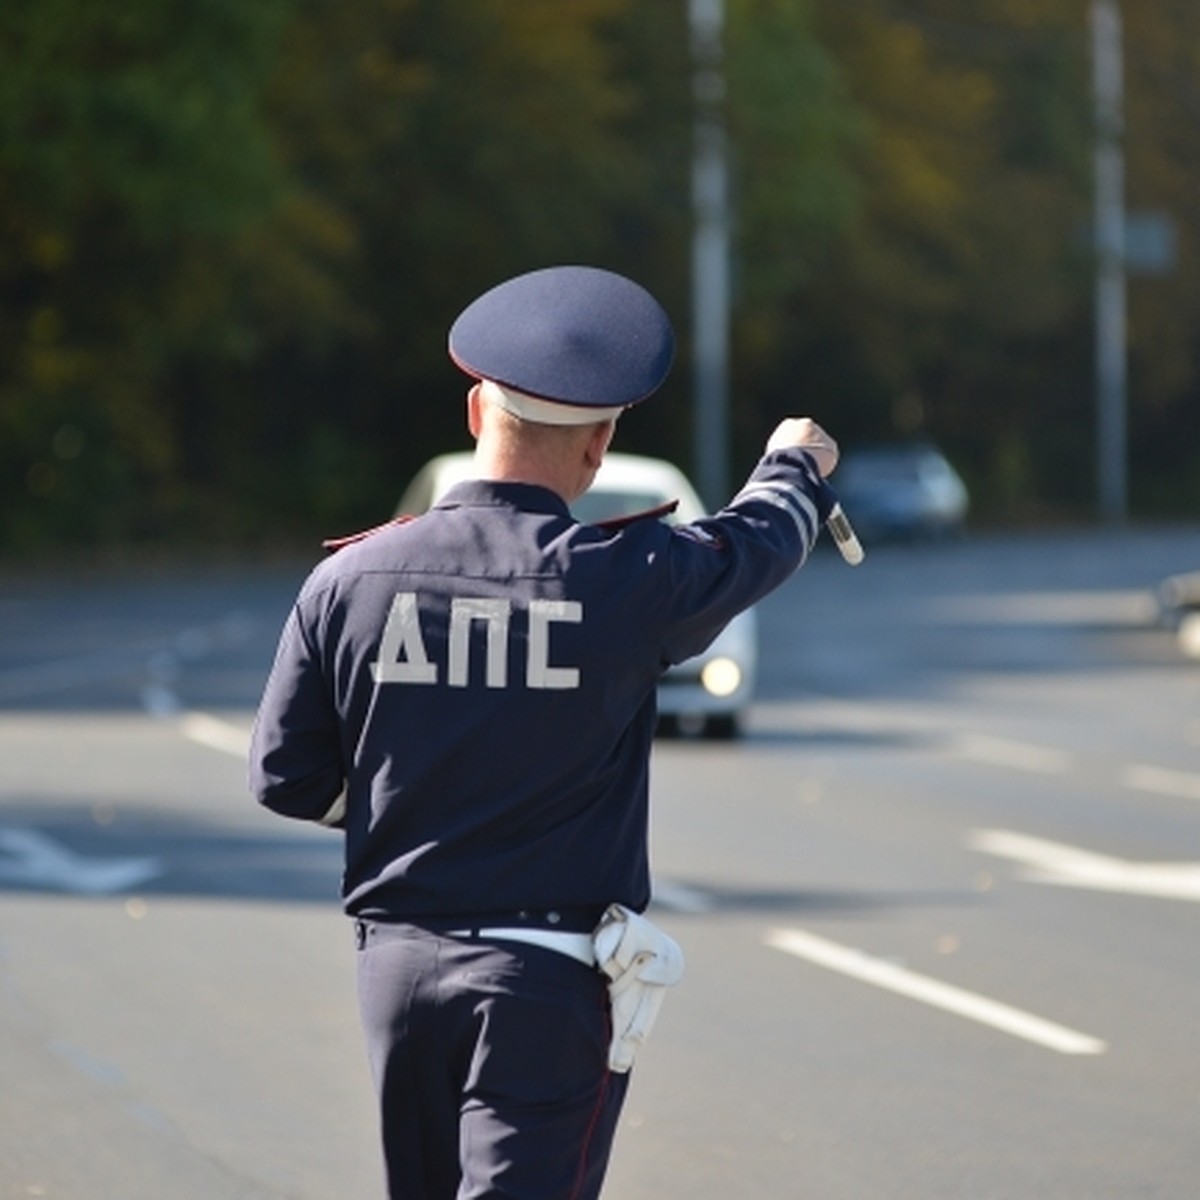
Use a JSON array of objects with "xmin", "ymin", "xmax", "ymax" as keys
[{"xmin": 249, "ymin": 265, "xmax": 841, "ymax": 1200}]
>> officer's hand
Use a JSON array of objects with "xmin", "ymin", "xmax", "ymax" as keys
[{"xmin": 765, "ymin": 418, "xmax": 839, "ymax": 478}]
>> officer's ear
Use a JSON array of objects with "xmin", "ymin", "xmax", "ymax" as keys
[
  {"xmin": 584, "ymin": 419, "xmax": 616, "ymax": 469},
  {"xmin": 466, "ymin": 385, "xmax": 483, "ymax": 438}
]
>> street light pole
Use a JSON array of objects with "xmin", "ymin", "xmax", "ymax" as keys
[
  {"xmin": 689, "ymin": 0, "xmax": 731, "ymax": 508},
  {"xmin": 1091, "ymin": 0, "xmax": 1127, "ymax": 524}
]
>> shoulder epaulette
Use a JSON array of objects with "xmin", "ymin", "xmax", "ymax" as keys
[
  {"xmin": 591, "ymin": 499, "xmax": 679, "ymax": 532},
  {"xmin": 322, "ymin": 514, "xmax": 415, "ymax": 552}
]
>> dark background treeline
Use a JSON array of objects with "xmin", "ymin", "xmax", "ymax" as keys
[{"xmin": 2, "ymin": 0, "xmax": 1197, "ymax": 556}]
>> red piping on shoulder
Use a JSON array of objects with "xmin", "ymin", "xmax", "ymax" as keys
[
  {"xmin": 322, "ymin": 514, "xmax": 415, "ymax": 552},
  {"xmin": 590, "ymin": 499, "xmax": 679, "ymax": 532}
]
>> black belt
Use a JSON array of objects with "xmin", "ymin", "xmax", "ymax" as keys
[{"xmin": 355, "ymin": 906, "xmax": 604, "ymax": 936}]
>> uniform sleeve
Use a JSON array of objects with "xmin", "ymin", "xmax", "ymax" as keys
[
  {"xmin": 660, "ymin": 447, "xmax": 832, "ymax": 665},
  {"xmin": 248, "ymin": 601, "xmax": 347, "ymax": 827}
]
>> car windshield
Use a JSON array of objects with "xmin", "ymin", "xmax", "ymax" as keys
[{"xmin": 571, "ymin": 489, "xmax": 674, "ymax": 525}]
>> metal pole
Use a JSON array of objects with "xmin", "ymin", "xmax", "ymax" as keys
[
  {"xmin": 1091, "ymin": 0, "xmax": 1127, "ymax": 524},
  {"xmin": 689, "ymin": 0, "xmax": 731, "ymax": 508}
]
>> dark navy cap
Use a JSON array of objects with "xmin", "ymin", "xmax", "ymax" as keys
[{"xmin": 448, "ymin": 266, "xmax": 675, "ymax": 418}]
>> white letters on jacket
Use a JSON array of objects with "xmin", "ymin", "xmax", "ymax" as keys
[{"xmin": 592, "ymin": 904, "xmax": 685, "ymax": 1073}]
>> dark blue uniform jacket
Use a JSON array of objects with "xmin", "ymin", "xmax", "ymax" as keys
[{"xmin": 249, "ymin": 448, "xmax": 828, "ymax": 921}]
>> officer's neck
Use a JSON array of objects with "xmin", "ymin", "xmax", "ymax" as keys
[
  {"xmin": 473, "ymin": 429, "xmax": 608, "ymax": 504},
  {"xmin": 473, "ymin": 451, "xmax": 588, "ymax": 504}
]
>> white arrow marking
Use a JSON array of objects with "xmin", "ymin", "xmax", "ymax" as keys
[
  {"xmin": 767, "ymin": 927, "xmax": 1105, "ymax": 1055},
  {"xmin": 969, "ymin": 828, "xmax": 1200, "ymax": 902},
  {"xmin": 0, "ymin": 827, "xmax": 162, "ymax": 895}
]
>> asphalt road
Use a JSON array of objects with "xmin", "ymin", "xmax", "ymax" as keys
[{"xmin": 0, "ymin": 523, "xmax": 1197, "ymax": 1199}]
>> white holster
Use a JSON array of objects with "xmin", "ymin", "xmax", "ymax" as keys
[{"xmin": 592, "ymin": 904, "xmax": 685, "ymax": 1073}]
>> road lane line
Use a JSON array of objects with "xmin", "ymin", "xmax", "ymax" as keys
[
  {"xmin": 969, "ymin": 829, "xmax": 1120, "ymax": 878},
  {"xmin": 948, "ymin": 733, "xmax": 1072, "ymax": 775},
  {"xmin": 970, "ymin": 828, "xmax": 1200, "ymax": 902},
  {"xmin": 1123, "ymin": 764, "xmax": 1200, "ymax": 803},
  {"xmin": 765, "ymin": 927, "xmax": 1106, "ymax": 1055},
  {"xmin": 180, "ymin": 712, "xmax": 251, "ymax": 759}
]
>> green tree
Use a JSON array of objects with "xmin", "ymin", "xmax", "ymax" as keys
[
  {"xmin": 249, "ymin": 0, "xmax": 695, "ymax": 537},
  {"xmin": 733, "ymin": 1, "xmax": 1096, "ymax": 519},
  {"xmin": 0, "ymin": 0, "xmax": 306, "ymax": 548},
  {"xmin": 736, "ymin": 0, "xmax": 1200, "ymax": 521},
  {"xmin": 5, "ymin": 0, "xmax": 1198, "ymax": 553}
]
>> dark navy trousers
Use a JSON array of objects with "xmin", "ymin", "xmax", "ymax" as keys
[{"xmin": 355, "ymin": 921, "xmax": 629, "ymax": 1200}]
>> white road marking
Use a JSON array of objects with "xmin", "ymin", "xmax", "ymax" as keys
[
  {"xmin": 946, "ymin": 732, "xmax": 1200, "ymax": 809},
  {"xmin": 177, "ymin": 710, "xmax": 250, "ymax": 758},
  {"xmin": 766, "ymin": 927, "xmax": 1106, "ymax": 1055},
  {"xmin": 791, "ymin": 698, "xmax": 1197, "ymax": 808},
  {"xmin": 1122, "ymin": 764, "xmax": 1200, "ymax": 804},
  {"xmin": 949, "ymin": 733, "xmax": 1072, "ymax": 775},
  {"xmin": 180, "ymin": 712, "xmax": 251, "ymax": 759},
  {"xmin": 969, "ymin": 828, "xmax": 1200, "ymax": 902},
  {"xmin": 141, "ymin": 663, "xmax": 248, "ymax": 758},
  {"xmin": 0, "ymin": 827, "xmax": 162, "ymax": 895}
]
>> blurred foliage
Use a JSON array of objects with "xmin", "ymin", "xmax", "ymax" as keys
[{"xmin": 1, "ymin": 0, "xmax": 1198, "ymax": 556}]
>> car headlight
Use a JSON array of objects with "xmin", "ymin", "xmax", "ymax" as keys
[
  {"xmin": 1180, "ymin": 612, "xmax": 1200, "ymax": 659},
  {"xmin": 700, "ymin": 656, "xmax": 742, "ymax": 698}
]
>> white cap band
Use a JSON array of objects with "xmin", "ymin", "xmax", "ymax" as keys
[{"xmin": 479, "ymin": 379, "xmax": 623, "ymax": 427}]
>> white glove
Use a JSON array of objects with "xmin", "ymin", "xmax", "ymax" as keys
[
  {"xmin": 593, "ymin": 905, "xmax": 685, "ymax": 1073},
  {"xmin": 765, "ymin": 417, "xmax": 839, "ymax": 478}
]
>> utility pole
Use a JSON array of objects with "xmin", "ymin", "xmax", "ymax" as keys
[
  {"xmin": 1091, "ymin": 0, "xmax": 1127, "ymax": 524},
  {"xmin": 688, "ymin": 0, "xmax": 731, "ymax": 508}
]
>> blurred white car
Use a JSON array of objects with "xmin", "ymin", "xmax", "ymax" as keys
[
  {"xmin": 397, "ymin": 451, "xmax": 757, "ymax": 738},
  {"xmin": 1156, "ymin": 569, "xmax": 1200, "ymax": 659},
  {"xmin": 835, "ymin": 442, "xmax": 968, "ymax": 543}
]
